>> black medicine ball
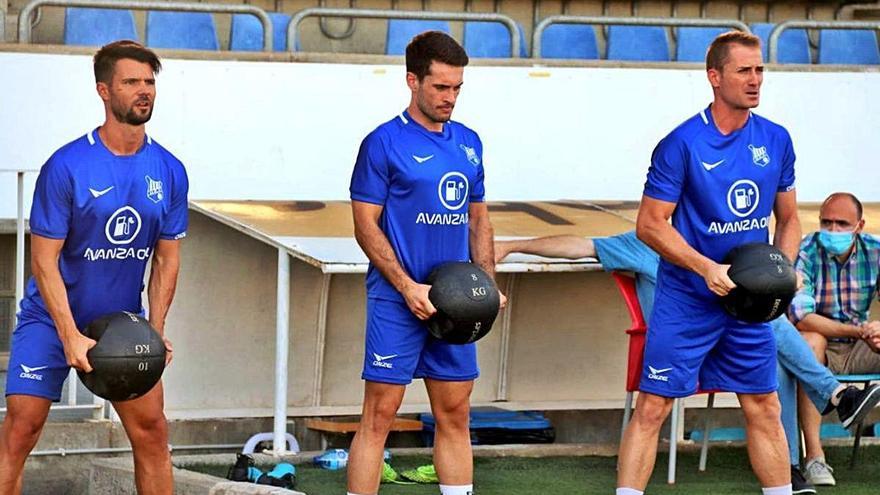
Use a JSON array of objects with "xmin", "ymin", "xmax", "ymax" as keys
[
  {"xmin": 77, "ymin": 312, "xmax": 167, "ymax": 402},
  {"xmin": 426, "ymin": 262, "xmax": 501, "ymax": 344},
  {"xmin": 722, "ymin": 243, "xmax": 797, "ymax": 323}
]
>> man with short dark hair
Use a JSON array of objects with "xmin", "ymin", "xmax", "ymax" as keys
[
  {"xmin": 347, "ymin": 31, "xmax": 500, "ymax": 495},
  {"xmin": 789, "ymin": 192, "xmax": 880, "ymax": 486},
  {"xmin": 0, "ymin": 40, "xmax": 187, "ymax": 494},
  {"xmin": 617, "ymin": 31, "xmax": 802, "ymax": 494}
]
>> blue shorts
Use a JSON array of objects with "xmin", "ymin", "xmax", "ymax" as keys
[
  {"xmin": 5, "ymin": 320, "xmax": 72, "ymax": 401},
  {"xmin": 362, "ymin": 298, "xmax": 479, "ymax": 385},
  {"xmin": 640, "ymin": 289, "xmax": 777, "ymax": 397}
]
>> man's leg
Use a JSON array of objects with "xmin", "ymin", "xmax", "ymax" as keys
[
  {"xmin": 616, "ymin": 392, "xmax": 675, "ymax": 491},
  {"xmin": 773, "ymin": 318, "xmax": 841, "ymax": 411},
  {"xmin": 739, "ymin": 392, "xmax": 791, "ymax": 488},
  {"xmin": 113, "ymin": 382, "xmax": 172, "ymax": 495},
  {"xmin": 0, "ymin": 396, "xmax": 52, "ymax": 495},
  {"xmin": 425, "ymin": 379, "xmax": 474, "ymax": 488},
  {"xmin": 347, "ymin": 381, "xmax": 406, "ymax": 495},
  {"xmin": 797, "ymin": 331, "xmax": 827, "ymax": 463}
]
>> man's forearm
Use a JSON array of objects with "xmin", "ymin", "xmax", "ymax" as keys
[
  {"xmin": 499, "ymin": 236, "xmax": 594, "ymax": 260},
  {"xmin": 797, "ymin": 313, "xmax": 862, "ymax": 339},
  {"xmin": 148, "ymin": 255, "xmax": 180, "ymax": 334},
  {"xmin": 469, "ymin": 215, "xmax": 495, "ymax": 278},
  {"xmin": 355, "ymin": 222, "xmax": 414, "ymax": 293},
  {"xmin": 637, "ymin": 218, "xmax": 713, "ymax": 277},
  {"xmin": 33, "ymin": 259, "xmax": 78, "ymax": 339},
  {"xmin": 772, "ymin": 215, "xmax": 802, "ymax": 264}
]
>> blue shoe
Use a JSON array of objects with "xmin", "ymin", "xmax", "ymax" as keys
[{"xmin": 313, "ymin": 448, "xmax": 349, "ymax": 470}]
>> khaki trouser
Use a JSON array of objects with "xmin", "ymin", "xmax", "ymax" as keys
[{"xmin": 826, "ymin": 339, "xmax": 880, "ymax": 374}]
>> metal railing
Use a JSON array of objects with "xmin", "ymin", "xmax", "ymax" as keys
[
  {"xmin": 288, "ymin": 7, "xmax": 521, "ymax": 58},
  {"xmin": 18, "ymin": 0, "xmax": 274, "ymax": 51},
  {"xmin": 532, "ymin": 16, "xmax": 750, "ymax": 59},
  {"xmin": 768, "ymin": 19, "xmax": 880, "ymax": 63}
]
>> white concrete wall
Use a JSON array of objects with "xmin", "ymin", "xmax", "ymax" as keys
[{"xmin": 2, "ymin": 51, "xmax": 880, "ymax": 220}]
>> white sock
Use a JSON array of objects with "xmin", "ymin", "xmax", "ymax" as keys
[
  {"xmin": 762, "ymin": 485, "xmax": 792, "ymax": 495},
  {"xmin": 616, "ymin": 489, "xmax": 644, "ymax": 495},
  {"xmin": 830, "ymin": 385, "xmax": 847, "ymax": 406},
  {"xmin": 439, "ymin": 484, "xmax": 474, "ymax": 495}
]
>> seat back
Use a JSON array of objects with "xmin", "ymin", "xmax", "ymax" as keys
[
  {"xmin": 230, "ymin": 12, "xmax": 293, "ymax": 52},
  {"xmin": 539, "ymin": 23, "xmax": 599, "ymax": 59},
  {"xmin": 64, "ymin": 7, "xmax": 137, "ymax": 46},
  {"xmin": 675, "ymin": 27, "xmax": 726, "ymax": 62},
  {"xmin": 607, "ymin": 25, "xmax": 669, "ymax": 61},
  {"xmin": 612, "ymin": 272, "xmax": 647, "ymax": 392},
  {"xmin": 818, "ymin": 29, "xmax": 880, "ymax": 65},
  {"xmin": 386, "ymin": 20, "xmax": 451, "ymax": 55},
  {"xmin": 464, "ymin": 21, "xmax": 527, "ymax": 58},
  {"xmin": 751, "ymin": 23, "xmax": 811, "ymax": 64},
  {"xmin": 146, "ymin": 11, "xmax": 219, "ymax": 50}
]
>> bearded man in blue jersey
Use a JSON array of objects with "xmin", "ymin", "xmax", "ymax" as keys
[
  {"xmin": 0, "ymin": 41, "xmax": 187, "ymax": 494},
  {"xmin": 617, "ymin": 32, "xmax": 802, "ymax": 495},
  {"xmin": 347, "ymin": 31, "xmax": 502, "ymax": 495}
]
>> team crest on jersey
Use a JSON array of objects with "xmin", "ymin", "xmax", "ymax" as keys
[
  {"xmin": 748, "ymin": 144, "xmax": 770, "ymax": 167},
  {"xmin": 145, "ymin": 175, "xmax": 164, "ymax": 203},
  {"xmin": 459, "ymin": 144, "xmax": 481, "ymax": 166}
]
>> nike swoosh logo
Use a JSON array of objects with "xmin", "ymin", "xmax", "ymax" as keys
[
  {"xmin": 89, "ymin": 186, "xmax": 114, "ymax": 198},
  {"xmin": 373, "ymin": 353, "xmax": 398, "ymax": 362},
  {"xmin": 649, "ymin": 366, "xmax": 673, "ymax": 374},
  {"xmin": 21, "ymin": 365, "xmax": 48, "ymax": 373},
  {"xmin": 412, "ymin": 154, "xmax": 434, "ymax": 164},
  {"xmin": 701, "ymin": 159, "xmax": 724, "ymax": 171}
]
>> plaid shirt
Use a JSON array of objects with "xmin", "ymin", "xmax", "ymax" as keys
[{"xmin": 789, "ymin": 232, "xmax": 880, "ymax": 328}]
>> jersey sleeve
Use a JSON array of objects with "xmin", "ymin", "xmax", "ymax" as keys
[
  {"xmin": 349, "ymin": 131, "xmax": 390, "ymax": 206},
  {"xmin": 777, "ymin": 129, "xmax": 796, "ymax": 192},
  {"xmin": 160, "ymin": 161, "xmax": 189, "ymax": 240},
  {"xmin": 643, "ymin": 134, "xmax": 687, "ymax": 203},
  {"xmin": 29, "ymin": 154, "xmax": 73, "ymax": 239},
  {"xmin": 470, "ymin": 136, "xmax": 486, "ymax": 203},
  {"xmin": 593, "ymin": 231, "xmax": 660, "ymax": 283}
]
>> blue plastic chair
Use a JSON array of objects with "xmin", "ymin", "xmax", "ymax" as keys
[
  {"xmin": 146, "ymin": 11, "xmax": 219, "ymax": 51},
  {"xmin": 64, "ymin": 7, "xmax": 138, "ymax": 46},
  {"xmin": 676, "ymin": 27, "xmax": 727, "ymax": 62},
  {"xmin": 607, "ymin": 25, "xmax": 669, "ymax": 61},
  {"xmin": 539, "ymin": 24, "xmax": 599, "ymax": 59},
  {"xmin": 834, "ymin": 373, "xmax": 880, "ymax": 467},
  {"xmin": 385, "ymin": 20, "xmax": 450, "ymax": 55},
  {"xmin": 230, "ymin": 13, "xmax": 295, "ymax": 52},
  {"xmin": 751, "ymin": 23, "xmax": 811, "ymax": 64},
  {"xmin": 463, "ymin": 21, "xmax": 527, "ymax": 58},
  {"xmin": 818, "ymin": 29, "xmax": 880, "ymax": 65}
]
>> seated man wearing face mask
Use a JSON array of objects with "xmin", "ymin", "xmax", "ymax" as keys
[{"xmin": 789, "ymin": 192, "xmax": 880, "ymax": 487}]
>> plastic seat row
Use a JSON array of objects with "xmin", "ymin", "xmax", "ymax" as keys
[{"xmin": 64, "ymin": 8, "xmax": 880, "ymax": 64}]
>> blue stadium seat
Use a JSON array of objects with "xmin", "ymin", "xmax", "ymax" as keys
[
  {"xmin": 818, "ymin": 29, "xmax": 880, "ymax": 65},
  {"xmin": 607, "ymin": 25, "xmax": 669, "ymax": 61},
  {"xmin": 64, "ymin": 8, "xmax": 137, "ymax": 46},
  {"xmin": 463, "ymin": 21, "xmax": 527, "ymax": 58},
  {"xmin": 675, "ymin": 27, "xmax": 726, "ymax": 62},
  {"xmin": 385, "ymin": 20, "xmax": 450, "ymax": 55},
  {"xmin": 230, "ymin": 13, "xmax": 294, "ymax": 52},
  {"xmin": 539, "ymin": 24, "xmax": 598, "ymax": 59},
  {"xmin": 146, "ymin": 11, "xmax": 219, "ymax": 51},
  {"xmin": 751, "ymin": 23, "xmax": 810, "ymax": 64}
]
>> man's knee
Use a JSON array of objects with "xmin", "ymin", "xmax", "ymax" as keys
[
  {"xmin": 742, "ymin": 394, "xmax": 782, "ymax": 426},
  {"xmin": 2, "ymin": 410, "xmax": 46, "ymax": 452},
  {"xmin": 632, "ymin": 394, "xmax": 674, "ymax": 427},
  {"xmin": 361, "ymin": 395, "xmax": 403, "ymax": 435},
  {"xmin": 800, "ymin": 331, "xmax": 827, "ymax": 360},
  {"xmin": 125, "ymin": 412, "xmax": 169, "ymax": 448}
]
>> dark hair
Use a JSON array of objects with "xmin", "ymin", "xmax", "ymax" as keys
[
  {"xmin": 706, "ymin": 31, "xmax": 761, "ymax": 71},
  {"xmin": 405, "ymin": 31, "xmax": 469, "ymax": 81},
  {"xmin": 94, "ymin": 40, "xmax": 162, "ymax": 84},
  {"xmin": 823, "ymin": 192, "xmax": 864, "ymax": 220}
]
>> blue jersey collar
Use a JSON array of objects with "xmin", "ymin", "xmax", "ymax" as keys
[
  {"xmin": 401, "ymin": 110, "xmax": 450, "ymax": 140},
  {"xmin": 703, "ymin": 104, "xmax": 752, "ymax": 138}
]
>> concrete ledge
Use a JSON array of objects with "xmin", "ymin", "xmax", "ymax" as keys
[{"xmin": 89, "ymin": 458, "xmax": 306, "ymax": 495}]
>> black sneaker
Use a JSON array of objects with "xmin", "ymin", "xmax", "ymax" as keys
[
  {"xmin": 227, "ymin": 453, "xmax": 254, "ymax": 482},
  {"xmin": 791, "ymin": 465, "xmax": 817, "ymax": 495},
  {"xmin": 837, "ymin": 383, "xmax": 880, "ymax": 429}
]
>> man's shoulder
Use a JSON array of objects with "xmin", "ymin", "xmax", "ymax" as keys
[
  {"xmin": 146, "ymin": 136, "xmax": 186, "ymax": 171},
  {"xmin": 750, "ymin": 112, "xmax": 792, "ymax": 140},
  {"xmin": 860, "ymin": 233, "xmax": 880, "ymax": 252}
]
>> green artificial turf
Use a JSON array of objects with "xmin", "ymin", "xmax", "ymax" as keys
[{"xmin": 185, "ymin": 445, "xmax": 880, "ymax": 494}]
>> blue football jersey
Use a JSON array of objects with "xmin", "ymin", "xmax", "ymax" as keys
[
  {"xmin": 643, "ymin": 105, "xmax": 796, "ymax": 301},
  {"xmin": 20, "ymin": 129, "xmax": 189, "ymax": 330},
  {"xmin": 350, "ymin": 111, "xmax": 486, "ymax": 302}
]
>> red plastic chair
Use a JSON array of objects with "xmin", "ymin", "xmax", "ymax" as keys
[{"xmin": 612, "ymin": 272, "xmax": 716, "ymax": 484}]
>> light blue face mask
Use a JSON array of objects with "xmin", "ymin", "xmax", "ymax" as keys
[{"xmin": 818, "ymin": 230, "xmax": 855, "ymax": 256}]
